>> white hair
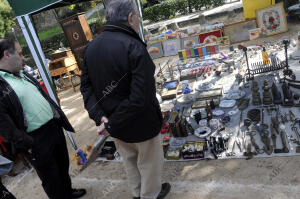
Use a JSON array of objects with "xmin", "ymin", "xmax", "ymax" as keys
[{"xmin": 105, "ymin": 0, "xmax": 137, "ymax": 23}]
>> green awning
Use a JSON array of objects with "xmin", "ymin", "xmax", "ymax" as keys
[
  {"xmin": 7, "ymin": 0, "xmax": 92, "ymax": 16},
  {"xmin": 8, "ymin": 0, "xmax": 61, "ymax": 16}
]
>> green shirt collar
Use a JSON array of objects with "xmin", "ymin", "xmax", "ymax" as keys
[{"xmin": 0, "ymin": 69, "xmax": 24, "ymax": 77}]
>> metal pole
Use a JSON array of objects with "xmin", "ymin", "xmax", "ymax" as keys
[
  {"xmin": 135, "ymin": 0, "xmax": 145, "ymax": 42},
  {"xmin": 243, "ymin": 47, "xmax": 252, "ymax": 81},
  {"xmin": 16, "ymin": 15, "xmax": 78, "ymax": 150}
]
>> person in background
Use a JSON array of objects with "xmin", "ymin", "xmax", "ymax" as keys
[
  {"xmin": 80, "ymin": 0, "xmax": 171, "ymax": 199},
  {"xmin": 0, "ymin": 38, "xmax": 86, "ymax": 199}
]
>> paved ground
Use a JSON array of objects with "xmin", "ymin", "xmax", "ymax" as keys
[{"xmin": 4, "ymin": 5, "xmax": 300, "ymax": 199}]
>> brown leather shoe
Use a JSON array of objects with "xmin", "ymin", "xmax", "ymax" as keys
[{"xmin": 157, "ymin": 183, "xmax": 171, "ymax": 199}]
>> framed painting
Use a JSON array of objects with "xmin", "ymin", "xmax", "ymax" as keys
[
  {"xmin": 216, "ymin": 36, "xmax": 230, "ymax": 46},
  {"xmin": 176, "ymin": 29, "xmax": 188, "ymax": 38},
  {"xmin": 224, "ymin": 20, "xmax": 257, "ymax": 44},
  {"xmin": 199, "ymin": 30, "xmax": 222, "ymax": 45},
  {"xmin": 147, "ymin": 42, "xmax": 163, "ymax": 59},
  {"xmin": 249, "ymin": 28, "xmax": 261, "ymax": 40},
  {"xmin": 147, "ymin": 34, "xmax": 164, "ymax": 44},
  {"xmin": 256, "ymin": 2, "xmax": 288, "ymax": 36},
  {"xmin": 164, "ymin": 33, "xmax": 179, "ymax": 40},
  {"xmin": 163, "ymin": 39, "xmax": 181, "ymax": 56},
  {"xmin": 186, "ymin": 25, "xmax": 201, "ymax": 36},
  {"xmin": 181, "ymin": 36, "xmax": 199, "ymax": 49}
]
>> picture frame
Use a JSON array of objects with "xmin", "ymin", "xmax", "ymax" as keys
[
  {"xmin": 199, "ymin": 23, "xmax": 224, "ymax": 34},
  {"xmin": 223, "ymin": 20, "xmax": 257, "ymax": 44},
  {"xmin": 147, "ymin": 42, "xmax": 164, "ymax": 59},
  {"xmin": 147, "ymin": 34, "xmax": 164, "ymax": 44},
  {"xmin": 199, "ymin": 30, "xmax": 222, "ymax": 45},
  {"xmin": 256, "ymin": 2, "xmax": 288, "ymax": 36},
  {"xmin": 216, "ymin": 36, "xmax": 230, "ymax": 46},
  {"xmin": 181, "ymin": 36, "xmax": 199, "ymax": 50},
  {"xmin": 186, "ymin": 25, "xmax": 201, "ymax": 36},
  {"xmin": 163, "ymin": 39, "xmax": 181, "ymax": 56},
  {"xmin": 249, "ymin": 28, "xmax": 261, "ymax": 40},
  {"xmin": 164, "ymin": 33, "xmax": 179, "ymax": 40},
  {"xmin": 177, "ymin": 29, "xmax": 189, "ymax": 38}
]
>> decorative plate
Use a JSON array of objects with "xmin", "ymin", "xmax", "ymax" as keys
[
  {"xmin": 219, "ymin": 100, "xmax": 236, "ymax": 108},
  {"xmin": 212, "ymin": 109, "xmax": 225, "ymax": 116},
  {"xmin": 196, "ymin": 82, "xmax": 214, "ymax": 91},
  {"xmin": 228, "ymin": 110, "xmax": 238, "ymax": 116},
  {"xmin": 225, "ymin": 90, "xmax": 246, "ymax": 100},
  {"xmin": 194, "ymin": 127, "xmax": 212, "ymax": 138}
]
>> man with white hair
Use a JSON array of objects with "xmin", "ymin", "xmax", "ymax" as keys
[{"xmin": 80, "ymin": 0, "xmax": 171, "ymax": 199}]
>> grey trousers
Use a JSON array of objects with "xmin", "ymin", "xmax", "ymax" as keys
[{"xmin": 114, "ymin": 134, "xmax": 164, "ymax": 199}]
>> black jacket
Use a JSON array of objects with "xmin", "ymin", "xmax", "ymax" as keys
[
  {"xmin": 81, "ymin": 22, "xmax": 163, "ymax": 143},
  {"xmin": 0, "ymin": 70, "xmax": 74, "ymax": 151}
]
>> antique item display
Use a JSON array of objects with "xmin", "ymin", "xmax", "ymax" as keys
[
  {"xmin": 163, "ymin": 39, "xmax": 181, "ymax": 56},
  {"xmin": 181, "ymin": 36, "xmax": 199, "ymax": 49},
  {"xmin": 209, "ymin": 119, "xmax": 219, "ymax": 130},
  {"xmin": 192, "ymin": 99, "xmax": 220, "ymax": 109},
  {"xmin": 182, "ymin": 141, "xmax": 205, "ymax": 159},
  {"xmin": 224, "ymin": 20, "xmax": 257, "ymax": 44},
  {"xmin": 161, "ymin": 89, "xmax": 177, "ymax": 100},
  {"xmin": 199, "ymin": 30, "xmax": 222, "ymax": 44},
  {"xmin": 216, "ymin": 36, "xmax": 230, "ymax": 46},
  {"xmin": 178, "ymin": 45, "xmax": 219, "ymax": 60},
  {"xmin": 147, "ymin": 42, "xmax": 164, "ymax": 59},
  {"xmin": 252, "ymin": 81, "xmax": 261, "ymax": 105},
  {"xmin": 164, "ymin": 80, "xmax": 178, "ymax": 90},
  {"xmin": 48, "ymin": 53, "xmax": 80, "ymax": 92},
  {"xmin": 262, "ymin": 80, "xmax": 273, "ymax": 105},
  {"xmin": 196, "ymin": 88, "xmax": 222, "ymax": 100},
  {"xmin": 272, "ymin": 82, "xmax": 282, "ymax": 104},
  {"xmin": 165, "ymin": 148, "xmax": 181, "ymax": 160},
  {"xmin": 60, "ymin": 13, "xmax": 93, "ymax": 68},
  {"xmin": 212, "ymin": 109, "xmax": 225, "ymax": 116},
  {"xmin": 282, "ymin": 82, "xmax": 294, "ymax": 105},
  {"xmin": 219, "ymin": 100, "xmax": 236, "ymax": 108},
  {"xmin": 164, "ymin": 33, "xmax": 179, "ymax": 40},
  {"xmin": 247, "ymin": 109, "xmax": 261, "ymax": 123},
  {"xmin": 225, "ymin": 90, "xmax": 246, "ymax": 100},
  {"xmin": 256, "ymin": 3, "xmax": 288, "ymax": 36},
  {"xmin": 249, "ymin": 28, "xmax": 261, "ymax": 40}
]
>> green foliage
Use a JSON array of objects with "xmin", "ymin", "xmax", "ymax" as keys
[
  {"xmin": 143, "ymin": 0, "xmax": 225, "ymax": 22},
  {"xmin": 143, "ymin": 4, "xmax": 161, "ymax": 21},
  {"xmin": 56, "ymin": 1, "xmax": 98, "ymax": 20},
  {"xmin": 174, "ymin": 0, "xmax": 189, "ymax": 15},
  {"xmin": 211, "ymin": 0, "xmax": 225, "ymax": 7},
  {"xmin": 38, "ymin": 26, "xmax": 63, "ymax": 41},
  {"xmin": 0, "ymin": 0, "xmax": 15, "ymax": 37}
]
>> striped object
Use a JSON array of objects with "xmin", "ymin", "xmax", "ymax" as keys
[
  {"xmin": 202, "ymin": 47, "xmax": 207, "ymax": 56},
  {"xmin": 178, "ymin": 50, "xmax": 184, "ymax": 60},
  {"xmin": 178, "ymin": 45, "xmax": 220, "ymax": 60},
  {"xmin": 182, "ymin": 50, "xmax": 187, "ymax": 60},
  {"xmin": 194, "ymin": 48, "xmax": 199, "ymax": 57},
  {"xmin": 186, "ymin": 49, "xmax": 191, "ymax": 59},
  {"xmin": 190, "ymin": 48, "xmax": 195, "ymax": 58}
]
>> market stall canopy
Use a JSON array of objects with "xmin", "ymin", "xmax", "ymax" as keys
[{"xmin": 8, "ymin": 0, "xmax": 97, "ymax": 16}]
